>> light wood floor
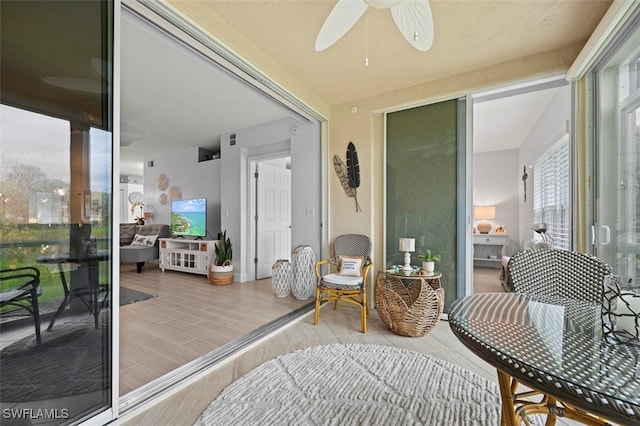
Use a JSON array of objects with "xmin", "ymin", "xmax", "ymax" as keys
[
  {"xmin": 119, "ymin": 263, "xmax": 309, "ymax": 395},
  {"xmin": 473, "ymin": 266, "xmax": 505, "ymax": 293},
  {"xmin": 118, "ymin": 264, "xmax": 504, "ymax": 394},
  {"xmin": 120, "ymin": 293, "xmax": 578, "ymax": 426}
]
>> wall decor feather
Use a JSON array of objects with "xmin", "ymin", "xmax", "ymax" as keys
[
  {"xmin": 333, "ymin": 142, "xmax": 361, "ymax": 212},
  {"xmin": 346, "ymin": 142, "xmax": 360, "ymax": 190}
]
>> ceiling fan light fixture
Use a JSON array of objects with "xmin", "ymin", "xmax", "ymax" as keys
[
  {"xmin": 366, "ymin": 0, "xmax": 402, "ymax": 8},
  {"xmin": 315, "ymin": 0, "xmax": 434, "ymax": 53}
]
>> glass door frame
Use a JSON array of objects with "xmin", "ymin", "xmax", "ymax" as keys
[{"xmin": 588, "ymin": 6, "xmax": 640, "ymax": 276}]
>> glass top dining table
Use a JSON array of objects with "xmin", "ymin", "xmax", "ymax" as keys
[{"xmin": 448, "ymin": 292, "xmax": 640, "ymax": 425}]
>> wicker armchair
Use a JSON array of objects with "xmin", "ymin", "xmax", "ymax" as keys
[
  {"xmin": 314, "ymin": 234, "xmax": 372, "ymax": 333},
  {"xmin": 507, "ymin": 249, "xmax": 613, "ymax": 303}
]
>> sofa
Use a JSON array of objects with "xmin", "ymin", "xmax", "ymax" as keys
[{"xmin": 120, "ymin": 223, "xmax": 171, "ymax": 273}]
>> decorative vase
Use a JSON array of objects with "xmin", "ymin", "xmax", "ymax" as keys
[
  {"xmin": 422, "ymin": 261, "xmax": 435, "ymax": 273},
  {"xmin": 272, "ymin": 259, "xmax": 292, "ymax": 298},
  {"xmin": 209, "ymin": 260, "xmax": 234, "ymax": 285},
  {"xmin": 291, "ymin": 245, "xmax": 316, "ymax": 300}
]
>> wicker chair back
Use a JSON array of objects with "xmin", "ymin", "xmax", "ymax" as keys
[
  {"xmin": 507, "ymin": 249, "xmax": 613, "ymax": 303},
  {"xmin": 332, "ymin": 234, "xmax": 372, "ymax": 264}
]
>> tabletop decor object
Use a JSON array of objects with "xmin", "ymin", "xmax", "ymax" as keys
[
  {"xmin": 399, "ymin": 238, "xmax": 415, "ymax": 272},
  {"xmin": 291, "ymin": 245, "xmax": 315, "ymax": 300},
  {"xmin": 525, "ymin": 222, "xmax": 554, "ymax": 250},
  {"xmin": 474, "ymin": 205, "xmax": 495, "ymax": 234},
  {"xmin": 271, "ymin": 259, "xmax": 292, "ymax": 298},
  {"xmin": 602, "ymin": 274, "xmax": 640, "ymax": 343},
  {"xmin": 418, "ymin": 248, "xmax": 439, "ymax": 273}
]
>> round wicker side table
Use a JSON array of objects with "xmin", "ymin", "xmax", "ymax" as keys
[{"xmin": 375, "ymin": 270, "xmax": 445, "ymax": 337}]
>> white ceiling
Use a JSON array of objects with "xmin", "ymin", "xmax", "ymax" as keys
[
  {"xmin": 473, "ymin": 86, "xmax": 564, "ymax": 153},
  {"xmin": 119, "ymin": 10, "xmax": 291, "ymax": 176}
]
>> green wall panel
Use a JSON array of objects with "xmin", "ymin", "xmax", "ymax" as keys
[{"xmin": 387, "ymin": 100, "xmax": 458, "ymax": 310}]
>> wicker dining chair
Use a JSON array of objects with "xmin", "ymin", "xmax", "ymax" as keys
[
  {"xmin": 507, "ymin": 249, "xmax": 613, "ymax": 303},
  {"xmin": 505, "ymin": 248, "xmax": 614, "ymax": 424},
  {"xmin": 0, "ymin": 267, "xmax": 42, "ymax": 344},
  {"xmin": 314, "ymin": 234, "xmax": 372, "ymax": 333}
]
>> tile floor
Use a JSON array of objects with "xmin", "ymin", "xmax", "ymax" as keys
[{"xmin": 119, "ymin": 301, "xmax": 580, "ymax": 426}]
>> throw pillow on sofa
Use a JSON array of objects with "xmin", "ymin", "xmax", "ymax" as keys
[{"xmin": 131, "ymin": 234, "xmax": 159, "ymax": 247}]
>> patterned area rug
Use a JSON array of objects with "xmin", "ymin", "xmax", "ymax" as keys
[
  {"xmin": 195, "ymin": 344, "xmax": 503, "ymax": 426},
  {"xmin": 120, "ymin": 286, "xmax": 155, "ymax": 306}
]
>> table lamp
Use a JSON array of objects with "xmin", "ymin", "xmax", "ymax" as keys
[
  {"xmin": 399, "ymin": 238, "xmax": 415, "ymax": 272},
  {"xmin": 474, "ymin": 205, "xmax": 496, "ymax": 234}
]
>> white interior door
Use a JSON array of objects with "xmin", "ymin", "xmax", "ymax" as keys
[{"xmin": 256, "ymin": 162, "xmax": 291, "ymax": 279}]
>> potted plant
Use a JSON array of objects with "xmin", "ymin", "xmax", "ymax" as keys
[
  {"xmin": 418, "ymin": 249, "xmax": 439, "ymax": 273},
  {"xmin": 209, "ymin": 230, "xmax": 234, "ymax": 285}
]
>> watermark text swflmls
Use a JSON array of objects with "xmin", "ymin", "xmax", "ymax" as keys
[{"xmin": 2, "ymin": 408, "xmax": 69, "ymax": 420}]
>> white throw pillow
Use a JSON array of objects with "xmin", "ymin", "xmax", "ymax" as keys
[
  {"xmin": 338, "ymin": 255, "xmax": 364, "ymax": 277},
  {"xmin": 131, "ymin": 234, "xmax": 158, "ymax": 247}
]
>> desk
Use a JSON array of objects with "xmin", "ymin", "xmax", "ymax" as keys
[
  {"xmin": 375, "ymin": 270, "xmax": 444, "ymax": 337},
  {"xmin": 473, "ymin": 234, "xmax": 509, "ymax": 268},
  {"xmin": 449, "ymin": 293, "xmax": 640, "ymax": 425},
  {"xmin": 37, "ymin": 251, "xmax": 109, "ymax": 330}
]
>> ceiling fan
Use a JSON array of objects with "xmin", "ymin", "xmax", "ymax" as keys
[{"xmin": 315, "ymin": 0, "xmax": 434, "ymax": 52}]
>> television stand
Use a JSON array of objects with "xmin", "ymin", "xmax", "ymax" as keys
[{"xmin": 159, "ymin": 238, "xmax": 217, "ymax": 276}]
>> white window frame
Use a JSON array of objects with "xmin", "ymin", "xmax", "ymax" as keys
[{"xmin": 532, "ymin": 135, "xmax": 570, "ymax": 250}]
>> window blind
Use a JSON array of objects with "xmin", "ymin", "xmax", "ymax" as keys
[{"xmin": 533, "ymin": 136, "xmax": 570, "ymax": 250}]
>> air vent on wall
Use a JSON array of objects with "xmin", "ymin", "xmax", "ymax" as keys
[{"xmin": 230, "ymin": 133, "xmax": 237, "ymax": 146}]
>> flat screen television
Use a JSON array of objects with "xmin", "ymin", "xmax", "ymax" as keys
[{"xmin": 170, "ymin": 198, "xmax": 207, "ymax": 237}]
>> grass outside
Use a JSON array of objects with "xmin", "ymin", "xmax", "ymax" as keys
[{"xmin": 1, "ymin": 223, "xmax": 112, "ymax": 311}]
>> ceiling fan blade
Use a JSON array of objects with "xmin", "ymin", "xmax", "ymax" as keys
[
  {"xmin": 315, "ymin": 0, "xmax": 368, "ymax": 52},
  {"xmin": 391, "ymin": 0, "xmax": 434, "ymax": 52}
]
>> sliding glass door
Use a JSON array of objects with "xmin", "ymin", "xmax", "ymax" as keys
[
  {"xmin": 593, "ymin": 13, "xmax": 640, "ymax": 283},
  {"xmin": 386, "ymin": 99, "xmax": 466, "ymax": 310},
  {"xmin": 1, "ymin": 1, "xmax": 116, "ymax": 424}
]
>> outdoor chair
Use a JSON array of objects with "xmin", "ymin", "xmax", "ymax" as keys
[
  {"xmin": 0, "ymin": 267, "xmax": 42, "ymax": 344},
  {"xmin": 314, "ymin": 234, "xmax": 372, "ymax": 333},
  {"xmin": 505, "ymin": 248, "xmax": 614, "ymax": 423},
  {"xmin": 507, "ymin": 248, "xmax": 613, "ymax": 303}
]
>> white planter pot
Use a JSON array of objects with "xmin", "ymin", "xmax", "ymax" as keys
[{"xmin": 422, "ymin": 261, "xmax": 435, "ymax": 273}]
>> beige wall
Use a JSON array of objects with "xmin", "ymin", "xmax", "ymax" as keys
[
  {"xmin": 167, "ymin": 0, "xmax": 581, "ymax": 276},
  {"xmin": 328, "ymin": 45, "xmax": 581, "ymax": 274}
]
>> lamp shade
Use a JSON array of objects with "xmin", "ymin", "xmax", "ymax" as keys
[
  {"xmin": 399, "ymin": 238, "xmax": 415, "ymax": 252},
  {"xmin": 474, "ymin": 205, "xmax": 496, "ymax": 219}
]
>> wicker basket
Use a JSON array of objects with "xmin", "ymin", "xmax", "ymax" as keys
[
  {"xmin": 375, "ymin": 272, "xmax": 444, "ymax": 337},
  {"xmin": 209, "ymin": 261, "xmax": 234, "ymax": 286}
]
